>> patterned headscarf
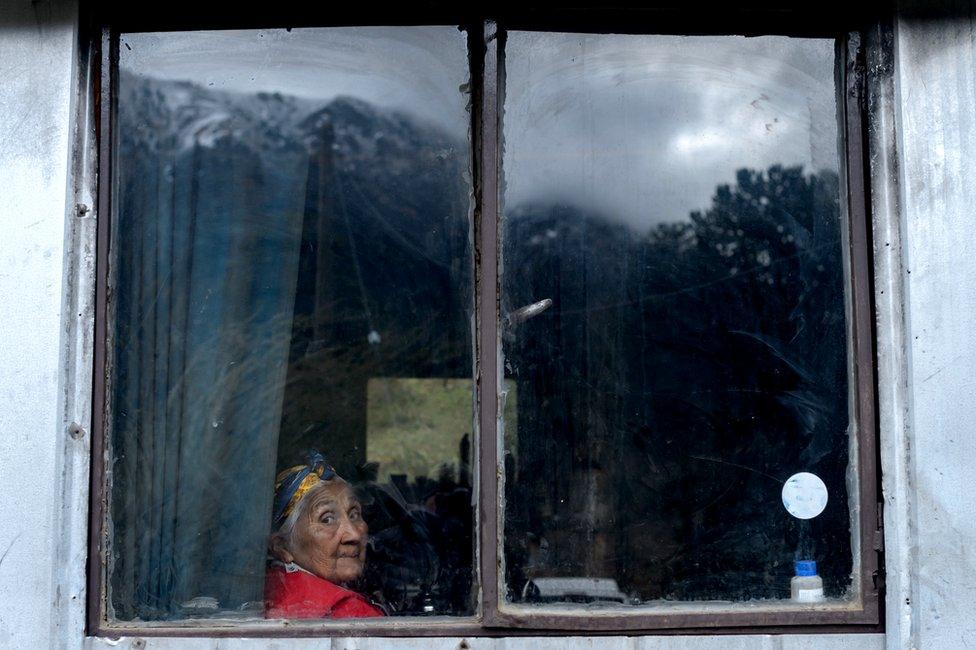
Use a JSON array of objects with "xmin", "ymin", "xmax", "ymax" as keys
[{"xmin": 271, "ymin": 451, "xmax": 337, "ymax": 531}]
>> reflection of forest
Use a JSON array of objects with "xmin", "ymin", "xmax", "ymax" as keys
[
  {"xmin": 503, "ymin": 165, "xmax": 852, "ymax": 603},
  {"xmin": 112, "ymin": 73, "xmax": 852, "ymax": 619}
]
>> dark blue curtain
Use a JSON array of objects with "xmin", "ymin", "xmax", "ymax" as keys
[{"xmin": 110, "ymin": 76, "xmax": 309, "ymax": 618}]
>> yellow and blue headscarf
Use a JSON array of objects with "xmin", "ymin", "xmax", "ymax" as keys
[{"xmin": 272, "ymin": 451, "xmax": 337, "ymax": 531}]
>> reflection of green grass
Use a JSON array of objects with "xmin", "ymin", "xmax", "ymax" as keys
[{"xmin": 366, "ymin": 377, "xmax": 517, "ymax": 483}]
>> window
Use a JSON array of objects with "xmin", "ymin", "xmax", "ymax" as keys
[{"xmin": 89, "ymin": 6, "xmax": 881, "ymax": 635}]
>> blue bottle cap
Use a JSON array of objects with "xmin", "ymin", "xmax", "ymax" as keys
[{"xmin": 795, "ymin": 560, "xmax": 818, "ymax": 577}]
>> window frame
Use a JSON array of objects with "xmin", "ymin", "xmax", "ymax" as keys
[{"xmin": 87, "ymin": 4, "xmax": 884, "ymax": 637}]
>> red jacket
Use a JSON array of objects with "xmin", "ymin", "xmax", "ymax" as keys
[{"xmin": 264, "ymin": 564, "xmax": 384, "ymax": 619}]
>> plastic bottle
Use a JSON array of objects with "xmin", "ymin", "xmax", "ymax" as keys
[{"xmin": 791, "ymin": 560, "xmax": 825, "ymax": 603}]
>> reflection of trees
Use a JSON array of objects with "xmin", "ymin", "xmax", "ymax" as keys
[
  {"xmin": 114, "ymin": 73, "xmax": 853, "ymax": 612},
  {"xmin": 504, "ymin": 165, "xmax": 851, "ymax": 602}
]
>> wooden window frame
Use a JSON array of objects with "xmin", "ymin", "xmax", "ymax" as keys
[{"xmin": 86, "ymin": 2, "xmax": 885, "ymax": 637}]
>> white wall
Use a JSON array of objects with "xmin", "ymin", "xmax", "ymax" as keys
[
  {"xmin": 0, "ymin": 1, "xmax": 79, "ymax": 648},
  {"xmin": 893, "ymin": 3, "xmax": 976, "ymax": 647},
  {"xmin": 2, "ymin": 0, "xmax": 975, "ymax": 648}
]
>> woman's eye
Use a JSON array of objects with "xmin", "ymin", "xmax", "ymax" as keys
[
  {"xmin": 320, "ymin": 513, "xmax": 335, "ymax": 525},
  {"xmin": 349, "ymin": 509, "xmax": 361, "ymax": 521}
]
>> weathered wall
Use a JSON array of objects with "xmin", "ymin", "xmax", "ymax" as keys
[
  {"xmin": 893, "ymin": 2, "xmax": 976, "ymax": 647},
  {"xmin": 0, "ymin": 1, "xmax": 78, "ymax": 648}
]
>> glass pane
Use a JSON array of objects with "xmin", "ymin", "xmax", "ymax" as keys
[
  {"xmin": 110, "ymin": 26, "xmax": 475, "ymax": 621},
  {"xmin": 501, "ymin": 32, "xmax": 854, "ymax": 608}
]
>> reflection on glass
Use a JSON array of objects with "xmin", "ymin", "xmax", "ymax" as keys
[
  {"xmin": 110, "ymin": 26, "xmax": 474, "ymax": 620},
  {"xmin": 501, "ymin": 32, "xmax": 853, "ymax": 606}
]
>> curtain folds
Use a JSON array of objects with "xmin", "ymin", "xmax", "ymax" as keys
[{"xmin": 111, "ymin": 120, "xmax": 308, "ymax": 618}]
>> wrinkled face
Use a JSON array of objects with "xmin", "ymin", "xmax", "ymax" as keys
[{"xmin": 274, "ymin": 480, "xmax": 368, "ymax": 584}]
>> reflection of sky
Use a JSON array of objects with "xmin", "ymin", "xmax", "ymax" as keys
[
  {"xmin": 503, "ymin": 32, "xmax": 839, "ymax": 229},
  {"xmin": 121, "ymin": 28, "xmax": 838, "ymax": 231},
  {"xmin": 120, "ymin": 27, "xmax": 471, "ymax": 135}
]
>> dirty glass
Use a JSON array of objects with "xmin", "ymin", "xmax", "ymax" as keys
[
  {"xmin": 109, "ymin": 26, "xmax": 475, "ymax": 620},
  {"xmin": 500, "ymin": 32, "xmax": 855, "ymax": 607}
]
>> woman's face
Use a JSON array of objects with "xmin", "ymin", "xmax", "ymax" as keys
[{"xmin": 276, "ymin": 480, "xmax": 368, "ymax": 584}]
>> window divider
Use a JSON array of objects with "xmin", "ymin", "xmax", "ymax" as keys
[{"xmin": 475, "ymin": 18, "xmax": 504, "ymax": 629}]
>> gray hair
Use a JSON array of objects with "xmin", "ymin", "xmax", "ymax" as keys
[{"xmin": 274, "ymin": 495, "xmax": 306, "ymax": 549}]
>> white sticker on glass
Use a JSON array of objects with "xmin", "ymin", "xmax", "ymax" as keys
[{"xmin": 781, "ymin": 472, "xmax": 828, "ymax": 520}]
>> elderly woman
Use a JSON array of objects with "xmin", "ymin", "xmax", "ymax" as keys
[{"xmin": 264, "ymin": 452, "xmax": 384, "ymax": 618}]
